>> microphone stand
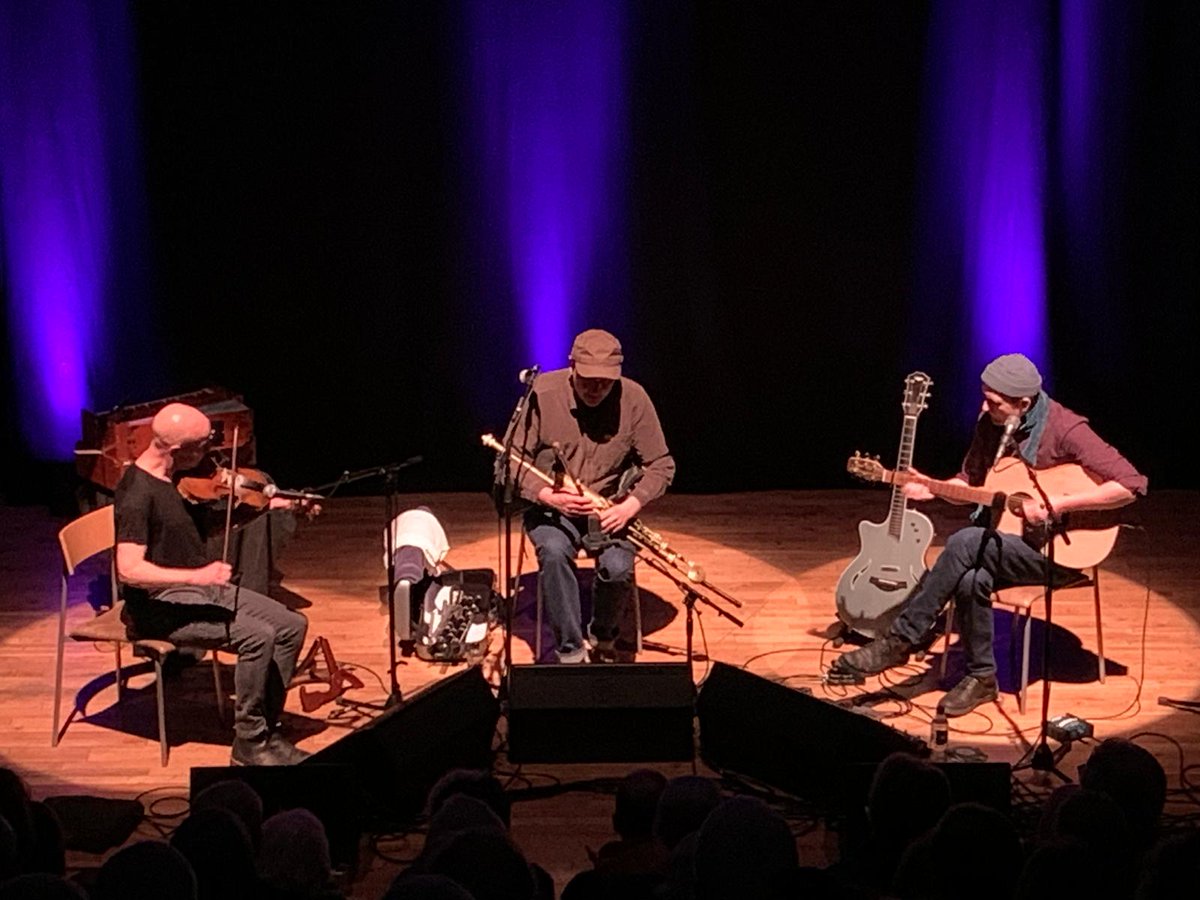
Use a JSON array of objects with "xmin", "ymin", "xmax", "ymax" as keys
[
  {"xmin": 1012, "ymin": 461, "xmax": 1072, "ymax": 782},
  {"xmin": 495, "ymin": 370, "xmax": 539, "ymax": 700},
  {"xmin": 317, "ymin": 458, "xmax": 423, "ymax": 713}
]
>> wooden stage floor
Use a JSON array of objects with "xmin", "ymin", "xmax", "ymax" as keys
[{"xmin": 2, "ymin": 490, "xmax": 1198, "ymax": 892}]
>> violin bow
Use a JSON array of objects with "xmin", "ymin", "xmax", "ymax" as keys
[{"xmin": 221, "ymin": 424, "xmax": 239, "ymax": 565}]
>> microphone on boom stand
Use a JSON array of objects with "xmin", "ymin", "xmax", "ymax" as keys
[{"xmin": 994, "ymin": 414, "xmax": 1020, "ymax": 468}]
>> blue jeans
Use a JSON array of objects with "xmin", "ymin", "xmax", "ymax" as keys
[
  {"xmin": 525, "ymin": 508, "xmax": 635, "ymax": 661},
  {"xmin": 890, "ymin": 527, "xmax": 1077, "ymax": 677}
]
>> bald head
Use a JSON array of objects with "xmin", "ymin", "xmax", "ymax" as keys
[{"xmin": 152, "ymin": 403, "xmax": 210, "ymax": 449}]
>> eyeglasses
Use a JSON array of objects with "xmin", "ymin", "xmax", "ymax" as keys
[{"xmin": 177, "ymin": 429, "xmax": 216, "ymax": 451}]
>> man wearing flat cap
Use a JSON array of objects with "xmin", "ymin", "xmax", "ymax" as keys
[
  {"xmin": 832, "ymin": 353, "xmax": 1147, "ymax": 716},
  {"xmin": 518, "ymin": 329, "xmax": 675, "ymax": 663}
]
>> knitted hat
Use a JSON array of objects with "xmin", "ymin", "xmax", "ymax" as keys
[{"xmin": 981, "ymin": 353, "xmax": 1042, "ymax": 398}]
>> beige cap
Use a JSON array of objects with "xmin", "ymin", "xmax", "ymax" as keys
[{"xmin": 569, "ymin": 329, "xmax": 623, "ymax": 379}]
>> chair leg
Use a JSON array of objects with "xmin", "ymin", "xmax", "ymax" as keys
[
  {"xmin": 939, "ymin": 604, "xmax": 955, "ymax": 682},
  {"xmin": 212, "ymin": 652, "xmax": 226, "ymax": 721},
  {"xmin": 632, "ymin": 584, "xmax": 643, "ymax": 654},
  {"xmin": 534, "ymin": 576, "xmax": 544, "ymax": 662},
  {"xmin": 1019, "ymin": 609, "xmax": 1032, "ymax": 716},
  {"xmin": 154, "ymin": 656, "xmax": 169, "ymax": 767},
  {"xmin": 1092, "ymin": 566, "xmax": 1106, "ymax": 683},
  {"xmin": 1009, "ymin": 606, "xmax": 1020, "ymax": 674},
  {"xmin": 52, "ymin": 577, "xmax": 68, "ymax": 747},
  {"xmin": 114, "ymin": 643, "xmax": 123, "ymax": 702}
]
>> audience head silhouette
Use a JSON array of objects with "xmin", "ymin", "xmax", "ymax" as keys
[
  {"xmin": 1079, "ymin": 737, "xmax": 1166, "ymax": 849},
  {"xmin": 94, "ymin": 840, "xmax": 197, "ymax": 900}
]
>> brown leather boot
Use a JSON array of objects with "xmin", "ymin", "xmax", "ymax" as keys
[{"xmin": 940, "ymin": 674, "xmax": 999, "ymax": 717}]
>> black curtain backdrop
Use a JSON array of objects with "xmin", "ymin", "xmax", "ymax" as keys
[{"xmin": 2, "ymin": 2, "xmax": 1195, "ymax": 500}]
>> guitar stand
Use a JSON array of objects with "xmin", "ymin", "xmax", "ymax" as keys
[
  {"xmin": 291, "ymin": 636, "xmax": 365, "ymax": 712},
  {"xmin": 812, "ymin": 619, "xmax": 851, "ymax": 648}
]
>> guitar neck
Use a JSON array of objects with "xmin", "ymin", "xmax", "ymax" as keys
[
  {"xmin": 887, "ymin": 414, "xmax": 919, "ymax": 535},
  {"xmin": 887, "ymin": 468, "xmax": 1000, "ymax": 507}
]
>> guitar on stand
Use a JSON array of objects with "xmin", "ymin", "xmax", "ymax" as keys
[{"xmin": 833, "ymin": 372, "xmax": 935, "ymax": 642}]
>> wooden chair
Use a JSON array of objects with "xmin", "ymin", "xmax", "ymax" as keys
[
  {"xmin": 51, "ymin": 505, "xmax": 227, "ymax": 766},
  {"xmin": 939, "ymin": 566, "xmax": 1103, "ymax": 714}
]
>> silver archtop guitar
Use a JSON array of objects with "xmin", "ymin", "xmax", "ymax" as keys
[{"xmin": 835, "ymin": 372, "xmax": 935, "ymax": 639}]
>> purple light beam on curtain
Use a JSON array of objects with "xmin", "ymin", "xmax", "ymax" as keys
[
  {"xmin": 923, "ymin": 0, "xmax": 1050, "ymax": 415},
  {"xmin": 468, "ymin": 1, "xmax": 628, "ymax": 370},
  {"xmin": 0, "ymin": 1, "xmax": 135, "ymax": 460}
]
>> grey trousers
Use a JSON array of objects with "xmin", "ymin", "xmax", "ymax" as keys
[{"xmin": 138, "ymin": 584, "xmax": 308, "ymax": 741}]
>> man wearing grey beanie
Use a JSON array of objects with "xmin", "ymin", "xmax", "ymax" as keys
[{"xmin": 832, "ymin": 353, "xmax": 1147, "ymax": 716}]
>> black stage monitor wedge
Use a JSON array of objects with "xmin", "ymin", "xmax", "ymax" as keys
[
  {"xmin": 696, "ymin": 662, "xmax": 928, "ymax": 804},
  {"xmin": 190, "ymin": 764, "xmax": 359, "ymax": 872},
  {"xmin": 507, "ymin": 663, "xmax": 694, "ymax": 763},
  {"xmin": 301, "ymin": 665, "xmax": 500, "ymax": 828}
]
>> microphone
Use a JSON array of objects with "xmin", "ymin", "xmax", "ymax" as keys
[
  {"xmin": 550, "ymin": 441, "xmax": 567, "ymax": 469},
  {"xmin": 518, "ymin": 364, "xmax": 540, "ymax": 385},
  {"xmin": 262, "ymin": 484, "xmax": 325, "ymax": 502},
  {"xmin": 993, "ymin": 415, "xmax": 1020, "ymax": 467},
  {"xmin": 550, "ymin": 441, "xmax": 574, "ymax": 492}
]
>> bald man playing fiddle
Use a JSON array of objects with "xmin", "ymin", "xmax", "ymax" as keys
[{"xmin": 114, "ymin": 403, "xmax": 309, "ymax": 765}]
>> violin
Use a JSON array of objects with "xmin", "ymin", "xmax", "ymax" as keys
[
  {"xmin": 179, "ymin": 464, "xmax": 270, "ymax": 509},
  {"xmin": 177, "ymin": 464, "xmax": 324, "ymax": 514}
]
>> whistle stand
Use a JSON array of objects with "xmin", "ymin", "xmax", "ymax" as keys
[{"xmin": 638, "ymin": 552, "xmax": 743, "ymax": 687}]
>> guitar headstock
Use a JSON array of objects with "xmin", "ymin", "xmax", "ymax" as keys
[
  {"xmin": 902, "ymin": 371, "xmax": 933, "ymax": 417},
  {"xmin": 846, "ymin": 452, "xmax": 887, "ymax": 483}
]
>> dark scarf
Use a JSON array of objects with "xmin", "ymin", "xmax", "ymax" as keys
[{"xmin": 1017, "ymin": 391, "xmax": 1050, "ymax": 465}]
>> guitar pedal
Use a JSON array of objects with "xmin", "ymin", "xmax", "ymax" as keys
[{"xmin": 824, "ymin": 669, "xmax": 866, "ymax": 686}]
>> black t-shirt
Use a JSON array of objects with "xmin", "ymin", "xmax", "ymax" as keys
[{"xmin": 114, "ymin": 465, "xmax": 212, "ymax": 612}]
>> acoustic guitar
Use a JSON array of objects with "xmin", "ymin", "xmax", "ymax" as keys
[
  {"xmin": 845, "ymin": 454, "xmax": 1120, "ymax": 571},
  {"xmin": 834, "ymin": 373, "xmax": 935, "ymax": 639}
]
